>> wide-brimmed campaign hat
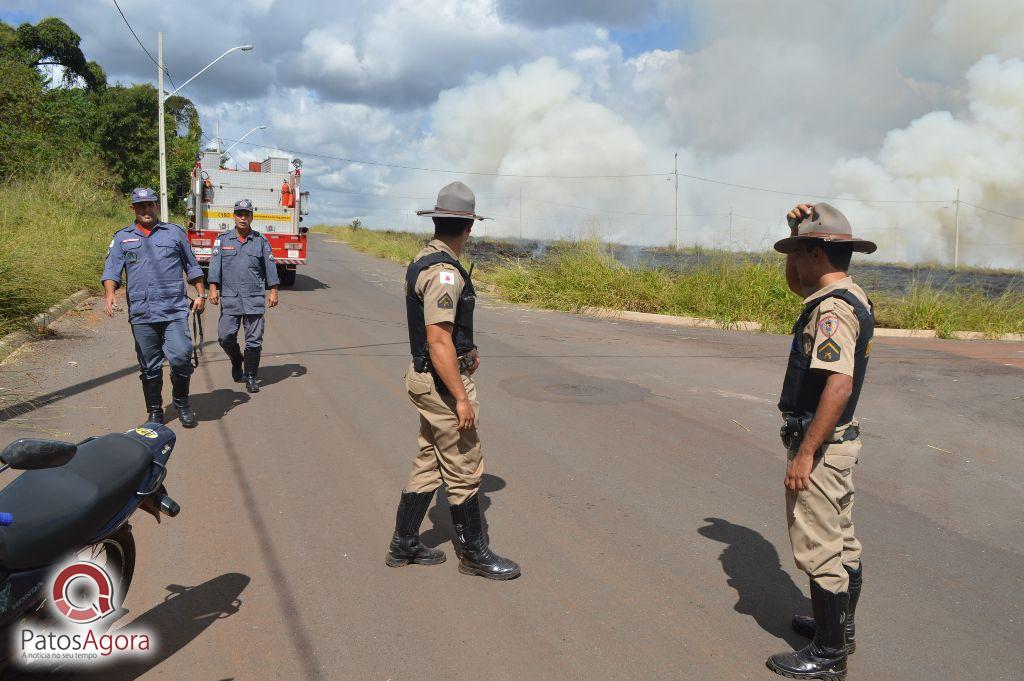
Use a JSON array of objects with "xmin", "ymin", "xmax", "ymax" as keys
[
  {"xmin": 773, "ymin": 202, "xmax": 877, "ymax": 254},
  {"xmin": 416, "ymin": 182, "xmax": 489, "ymax": 220}
]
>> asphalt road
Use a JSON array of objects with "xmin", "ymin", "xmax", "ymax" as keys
[{"xmin": 1, "ymin": 235, "xmax": 1021, "ymax": 680}]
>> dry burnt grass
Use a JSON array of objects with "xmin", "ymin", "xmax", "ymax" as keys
[{"xmin": 318, "ymin": 225, "xmax": 1024, "ymax": 338}]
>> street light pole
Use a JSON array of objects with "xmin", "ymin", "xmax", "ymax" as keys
[
  {"xmin": 157, "ymin": 32, "xmax": 169, "ymax": 221},
  {"xmin": 222, "ymin": 125, "xmax": 267, "ymax": 156},
  {"xmin": 674, "ymin": 152, "xmax": 679, "ymax": 250},
  {"xmin": 157, "ymin": 36, "xmax": 254, "ymax": 222}
]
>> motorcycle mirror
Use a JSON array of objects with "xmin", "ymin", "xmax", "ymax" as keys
[{"xmin": 0, "ymin": 439, "xmax": 77, "ymax": 470}]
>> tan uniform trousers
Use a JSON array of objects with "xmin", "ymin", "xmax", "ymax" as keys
[
  {"xmin": 786, "ymin": 438, "xmax": 863, "ymax": 594},
  {"xmin": 403, "ymin": 364, "xmax": 483, "ymax": 506}
]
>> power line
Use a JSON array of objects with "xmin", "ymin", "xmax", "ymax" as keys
[
  {"xmin": 315, "ymin": 186, "xmax": 509, "ymax": 201},
  {"xmin": 525, "ymin": 196, "xmax": 725, "ymax": 218},
  {"xmin": 672, "ymin": 170, "xmax": 951, "ymax": 204},
  {"xmin": 219, "ymin": 136, "xmax": 671, "ymax": 179},
  {"xmin": 111, "ymin": 0, "xmax": 177, "ymax": 90},
  {"xmin": 218, "ymin": 135, "xmax": 967, "ymax": 205},
  {"xmin": 960, "ymin": 201, "xmax": 1024, "ymax": 222}
]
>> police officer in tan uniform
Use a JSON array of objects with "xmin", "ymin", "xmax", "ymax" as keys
[
  {"xmin": 766, "ymin": 203, "xmax": 876, "ymax": 680},
  {"xmin": 384, "ymin": 182, "xmax": 520, "ymax": 581}
]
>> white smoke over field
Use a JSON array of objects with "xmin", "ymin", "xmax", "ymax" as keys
[
  {"xmin": 833, "ymin": 56, "xmax": 1024, "ymax": 267},
  {"xmin": 18, "ymin": 0, "xmax": 1024, "ymax": 266}
]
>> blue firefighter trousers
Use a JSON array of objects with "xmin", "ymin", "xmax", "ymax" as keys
[{"xmin": 132, "ymin": 319, "xmax": 194, "ymax": 381}]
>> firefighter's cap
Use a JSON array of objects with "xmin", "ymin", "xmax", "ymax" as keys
[
  {"xmin": 130, "ymin": 187, "xmax": 158, "ymax": 204},
  {"xmin": 234, "ymin": 199, "xmax": 255, "ymax": 213}
]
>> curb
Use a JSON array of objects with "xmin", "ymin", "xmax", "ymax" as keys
[
  {"xmin": 576, "ymin": 306, "xmax": 1024, "ymax": 342},
  {"xmin": 0, "ymin": 290, "xmax": 93, "ymax": 364}
]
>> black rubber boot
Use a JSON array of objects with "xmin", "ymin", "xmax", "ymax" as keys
[
  {"xmin": 385, "ymin": 490, "xmax": 446, "ymax": 567},
  {"xmin": 449, "ymin": 493, "xmax": 520, "ymax": 580},
  {"xmin": 142, "ymin": 377, "xmax": 164, "ymax": 424},
  {"xmin": 222, "ymin": 341, "xmax": 244, "ymax": 382},
  {"xmin": 243, "ymin": 347, "xmax": 261, "ymax": 393},
  {"xmin": 170, "ymin": 372, "xmax": 197, "ymax": 428},
  {"xmin": 793, "ymin": 563, "xmax": 862, "ymax": 653},
  {"xmin": 768, "ymin": 581, "xmax": 849, "ymax": 680}
]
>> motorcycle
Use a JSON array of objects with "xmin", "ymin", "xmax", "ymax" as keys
[{"xmin": 0, "ymin": 424, "xmax": 181, "ymax": 670}]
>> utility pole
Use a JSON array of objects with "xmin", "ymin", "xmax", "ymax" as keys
[
  {"xmin": 953, "ymin": 187, "xmax": 960, "ymax": 270},
  {"xmin": 516, "ymin": 184, "xmax": 524, "ymax": 240},
  {"xmin": 673, "ymin": 152, "xmax": 679, "ymax": 250},
  {"xmin": 157, "ymin": 32, "xmax": 169, "ymax": 222}
]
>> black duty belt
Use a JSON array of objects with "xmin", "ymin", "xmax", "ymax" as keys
[
  {"xmin": 413, "ymin": 353, "xmax": 475, "ymax": 396},
  {"xmin": 413, "ymin": 353, "xmax": 475, "ymax": 374},
  {"xmin": 780, "ymin": 413, "xmax": 860, "ymax": 451}
]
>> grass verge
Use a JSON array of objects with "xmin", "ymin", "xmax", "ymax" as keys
[
  {"xmin": 0, "ymin": 168, "xmax": 128, "ymax": 337},
  {"xmin": 314, "ymin": 225, "xmax": 1024, "ymax": 338}
]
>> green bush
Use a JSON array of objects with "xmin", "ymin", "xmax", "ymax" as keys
[{"xmin": 0, "ymin": 167, "xmax": 127, "ymax": 336}]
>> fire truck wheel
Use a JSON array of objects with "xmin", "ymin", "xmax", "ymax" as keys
[{"xmin": 277, "ymin": 265, "xmax": 297, "ymax": 287}]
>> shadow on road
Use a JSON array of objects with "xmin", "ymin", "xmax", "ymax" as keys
[
  {"xmin": 74, "ymin": 573, "xmax": 251, "ymax": 680},
  {"xmin": 9, "ymin": 574, "xmax": 249, "ymax": 681},
  {"xmin": 255, "ymin": 363, "xmax": 308, "ymax": 388},
  {"xmin": 0, "ymin": 341, "xmax": 220, "ymax": 424},
  {"xmin": 289, "ymin": 274, "xmax": 330, "ymax": 292},
  {"xmin": 698, "ymin": 517, "xmax": 809, "ymax": 648},
  {"xmin": 167, "ymin": 388, "xmax": 250, "ymax": 426},
  {"xmin": 419, "ymin": 474, "xmax": 507, "ymax": 551}
]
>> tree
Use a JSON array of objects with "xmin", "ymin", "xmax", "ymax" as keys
[
  {"xmin": 93, "ymin": 85, "xmax": 201, "ymax": 204},
  {"xmin": 0, "ymin": 17, "xmax": 199, "ymax": 204},
  {"xmin": 0, "ymin": 17, "xmax": 106, "ymax": 90}
]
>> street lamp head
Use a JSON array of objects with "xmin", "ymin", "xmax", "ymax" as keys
[{"xmin": 240, "ymin": 44, "xmax": 254, "ymax": 51}]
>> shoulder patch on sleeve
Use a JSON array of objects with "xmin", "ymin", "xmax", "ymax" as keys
[
  {"xmin": 439, "ymin": 270, "xmax": 456, "ymax": 286},
  {"xmin": 437, "ymin": 292, "xmax": 454, "ymax": 309},
  {"xmin": 816, "ymin": 338, "xmax": 841, "ymax": 362},
  {"xmin": 817, "ymin": 313, "xmax": 840, "ymax": 338}
]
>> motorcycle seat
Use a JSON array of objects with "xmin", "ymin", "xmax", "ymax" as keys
[{"xmin": 0, "ymin": 433, "xmax": 153, "ymax": 570}]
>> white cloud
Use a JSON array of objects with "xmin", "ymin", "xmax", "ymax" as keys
[{"xmin": 6, "ymin": 0, "xmax": 1024, "ymax": 263}]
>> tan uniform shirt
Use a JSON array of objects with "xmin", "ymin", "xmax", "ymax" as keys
[
  {"xmin": 412, "ymin": 239, "xmax": 465, "ymax": 327},
  {"xmin": 799, "ymin": 276, "xmax": 870, "ymax": 378}
]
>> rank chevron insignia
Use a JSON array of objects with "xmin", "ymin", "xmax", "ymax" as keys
[{"xmin": 816, "ymin": 338, "xmax": 841, "ymax": 362}]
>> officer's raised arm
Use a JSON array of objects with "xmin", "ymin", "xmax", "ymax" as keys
[{"xmin": 101, "ymin": 234, "xmax": 125, "ymax": 317}]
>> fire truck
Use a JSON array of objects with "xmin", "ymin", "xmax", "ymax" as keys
[{"xmin": 185, "ymin": 151, "xmax": 309, "ymax": 286}]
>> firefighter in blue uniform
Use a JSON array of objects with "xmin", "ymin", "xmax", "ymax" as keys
[
  {"xmin": 208, "ymin": 199, "xmax": 280, "ymax": 393},
  {"xmin": 102, "ymin": 187, "xmax": 207, "ymax": 427}
]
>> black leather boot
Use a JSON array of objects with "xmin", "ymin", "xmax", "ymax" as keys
[
  {"xmin": 768, "ymin": 581, "xmax": 849, "ymax": 680},
  {"xmin": 243, "ymin": 347, "xmax": 261, "ymax": 393},
  {"xmin": 449, "ymin": 493, "xmax": 520, "ymax": 580},
  {"xmin": 222, "ymin": 341, "xmax": 244, "ymax": 382},
  {"xmin": 793, "ymin": 563, "xmax": 862, "ymax": 653},
  {"xmin": 385, "ymin": 490, "xmax": 446, "ymax": 567},
  {"xmin": 170, "ymin": 372, "xmax": 197, "ymax": 428},
  {"xmin": 142, "ymin": 377, "xmax": 164, "ymax": 424}
]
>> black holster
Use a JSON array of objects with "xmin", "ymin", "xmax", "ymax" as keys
[{"xmin": 781, "ymin": 414, "xmax": 861, "ymax": 451}]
